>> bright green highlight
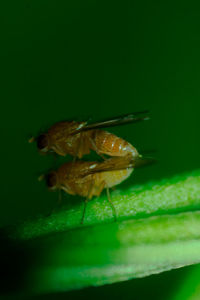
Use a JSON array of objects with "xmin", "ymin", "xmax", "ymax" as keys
[
  {"xmin": 6, "ymin": 169, "xmax": 200, "ymax": 293},
  {"xmin": 11, "ymin": 169, "xmax": 200, "ymax": 240},
  {"xmin": 28, "ymin": 211, "xmax": 200, "ymax": 293}
]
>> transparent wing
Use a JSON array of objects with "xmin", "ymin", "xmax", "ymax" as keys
[
  {"xmin": 80, "ymin": 156, "xmax": 156, "ymax": 177},
  {"xmin": 70, "ymin": 110, "xmax": 150, "ymax": 135},
  {"xmin": 133, "ymin": 157, "xmax": 156, "ymax": 169}
]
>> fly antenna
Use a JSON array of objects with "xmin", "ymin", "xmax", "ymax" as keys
[
  {"xmin": 28, "ymin": 136, "xmax": 35, "ymax": 143},
  {"xmin": 38, "ymin": 174, "xmax": 45, "ymax": 182}
]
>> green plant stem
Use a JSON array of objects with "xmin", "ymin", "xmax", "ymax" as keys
[
  {"xmin": 4, "ymin": 169, "xmax": 200, "ymax": 294},
  {"xmin": 25, "ymin": 211, "xmax": 200, "ymax": 293},
  {"xmin": 11, "ymin": 169, "xmax": 200, "ymax": 240}
]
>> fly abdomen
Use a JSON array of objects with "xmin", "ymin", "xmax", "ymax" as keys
[
  {"xmin": 92, "ymin": 129, "xmax": 139, "ymax": 158},
  {"xmin": 100, "ymin": 168, "xmax": 134, "ymax": 188}
]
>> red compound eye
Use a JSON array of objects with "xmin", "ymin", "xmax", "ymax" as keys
[
  {"xmin": 46, "ymin": 172, "xmax": 57, "ymax": 189},
  {"xmin": 37, "ymin": 135, "xmax": 48, "ymax": 150}
]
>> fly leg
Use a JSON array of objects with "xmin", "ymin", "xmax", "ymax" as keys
[
  {"xmin": 58, "ymin": 189, "xmax": 62, "ymax": 205},
  {"xmin": 106, "ymin": 187, "xmax": 117, "ymax": 221},
  {"xmin": 81, "ymin": 199, "xmax": 88, "ymax": 224},
  {"xmin": 93, "ymin": 181, "xmax": 117, "ymax": 222},
  {"xmin": 74, "ymin": 133, "xmax": 92, "ymax": 161},
  {"xmin": 49, "ymin": 189, "xmax": 63, "ymax": 215},
  {"xmin": 89, "ymin": 137, "xmax": 106, "ymax": 160},
  {"xmin": 81, "ymin": 180, "xmax": 95, "ymax": 224},
  {"xmin": 73, "ymin": 134, "xmax": 84, "ymax": 162}
]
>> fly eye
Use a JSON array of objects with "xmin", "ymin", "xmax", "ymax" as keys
[
  {"xmin": 37, "ymin": 135, "xmax": 48, "ymax": 151},
  {"xmin": 46, "ymin": 173, "xmax": 57, "ymax": 189}
]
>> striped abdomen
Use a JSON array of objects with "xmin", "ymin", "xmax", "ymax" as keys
[{"xmin": 91, "ymin": 129, "xmax": 139, "ymax": 159}]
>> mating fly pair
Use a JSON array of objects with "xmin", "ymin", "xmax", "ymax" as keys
[{"xmin": 30, "ymin": 111, "xmax": 153, "ymax": 223}]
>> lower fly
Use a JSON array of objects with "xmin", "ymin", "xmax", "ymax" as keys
[{"xmin": 40, "ymin": 156, "xmax": 154, "ymax": 224}]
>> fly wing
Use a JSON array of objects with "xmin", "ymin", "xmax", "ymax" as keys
[
  {"xmin": 79, "ymin": 156, "xmax": 156, "ymax": 177},
  {"xmin": 70, "ymin": 110, "xmax": 150, "ymax": 135},
  {"xmin": 133, "ymin": 157, "xmax": 156, "ymax": 168}
]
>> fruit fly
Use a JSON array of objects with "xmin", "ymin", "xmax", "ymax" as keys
[
  {"xmin": 29, "ymin": 111, "xmax": 149, "ymax": 160},
  {"xmin": 42, "ymin": 156, "xmax": 154, "ymax": 224}
]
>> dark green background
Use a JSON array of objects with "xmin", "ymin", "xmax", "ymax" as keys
[{"xmin": 1, "ymin": 1, "xmax": 200, "ymax": 299}]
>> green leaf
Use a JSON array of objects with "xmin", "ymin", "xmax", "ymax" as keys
[
  {"xmin": 11, "ymin": 169, "xmax": 200, "ymax": 240},
  {"xmin": 27, "ymin": 212, "xmax": 200, "ymax": 293},
  {"xmin": 5, "ymin": 169, "xmax": 200, "ymax": 294},
  {"xmin": 172, "ymin": 265, "xmax": 200, "ymax": 300}
]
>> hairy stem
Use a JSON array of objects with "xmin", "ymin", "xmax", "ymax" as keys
[
  {"xmin": 11, "ymin": 169, "xmax": 200, "ymax": 240},
  {"xmin": 3, "ymin": 169, "xmax": 200, "ymax": 294}
]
